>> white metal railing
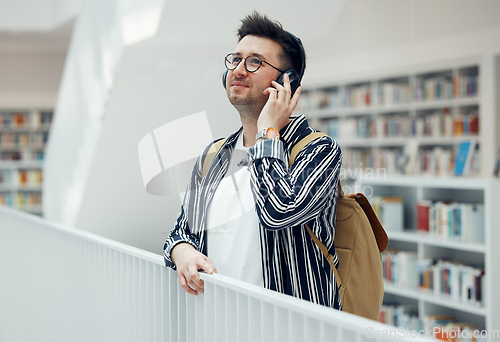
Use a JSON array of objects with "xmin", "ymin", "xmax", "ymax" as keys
[{"xmin": 0, "ymin": 206, "xmax": 437, "ymax": 342}]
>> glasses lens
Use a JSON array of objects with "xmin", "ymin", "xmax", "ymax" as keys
[
  {"xmin": 224, "ymin": 54, "xmax": 262, "ymax": 72},
  {"xmin": 245, "ymin": 56, "xmax": 262, "ymax": 72},
  {"xmin": 225, "ymin": 54, "xmax": 240, "ymax": 70}
]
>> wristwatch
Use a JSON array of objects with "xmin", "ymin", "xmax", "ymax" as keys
[{"xmin": 255, "ymin": 127, "xmax": 280, "ymax": 142}]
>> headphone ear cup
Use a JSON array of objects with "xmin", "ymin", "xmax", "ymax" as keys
[{"xmin": 222, "ymin": 70, "xmax": 228, "ymax": 89}]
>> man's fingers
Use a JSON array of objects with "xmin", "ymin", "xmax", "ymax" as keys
[
  {"xmin": 176, "ymin": 254, "xmax": 218, "ymax": 296},
  {"xmin": 200, "ymin": 257, "xmax": 217, "ymax": 275},
  {"xmin": 290, "ymin": 86, "xmax": 302, "ymax": 109},
  {"xmin": 178, "ymin": 272, "xmax": 199, "ymax": 296},
  {"xmin": 188, "ymin": 266, "xmax": 205, "ymax": 293},
  {"xmin": 179, "ymin": 268, "xmax": 204, "ymax": 295},
  {"xmin": 283, "ymin": 73, "xmax": 292, "ymax": 94},
  {"xmin": 270, "ymin": 79, "xmax": 291, "ymax": 104},
  {"xmin": 264, "ymin": 86, "xmax": 279, "ymax": 99},
  {"xmin": 187, "ymin": 257, "xmax": 217, "ymax": 294}
]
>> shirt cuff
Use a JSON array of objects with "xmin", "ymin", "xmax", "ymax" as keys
[
  {"xmin": 164, "ymin": 239, "xmax": 199, "ymax": 269},
  {"xmin": 248, "ymin": 138, "xmax": 286, "ymax": 164}
]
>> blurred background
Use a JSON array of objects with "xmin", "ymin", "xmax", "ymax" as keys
[{"xmin": 1, "ymin": 0, "xmax": 499, "ymax": 254}]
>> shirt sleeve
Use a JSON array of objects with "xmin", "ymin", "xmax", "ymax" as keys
[
  {"xmin": 248, "ymin": 136, "xmax": 342, "ymax": 231},
  {"xmin": 163, "ymin": 144, "xmax": 209, "ymax": 269}
]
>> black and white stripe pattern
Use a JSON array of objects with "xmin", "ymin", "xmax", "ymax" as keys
[{"xmin": 164, "ymin": 115, "xmax": 342, "ymax": 310}]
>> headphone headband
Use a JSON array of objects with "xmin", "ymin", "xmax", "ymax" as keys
[{"xmin": 284, "ymin": 31, "xmax": 306, "ymax": 87}]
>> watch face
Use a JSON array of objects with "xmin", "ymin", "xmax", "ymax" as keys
[{"xmin": 266, "ymin": 127, "xmax": 280, "ymax": 139}]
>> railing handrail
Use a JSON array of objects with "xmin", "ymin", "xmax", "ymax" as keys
[{"xmin": 0, "ymin": 205, "xmax": 164, "ymax": 265}]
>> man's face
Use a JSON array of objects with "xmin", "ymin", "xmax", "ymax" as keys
[{"xmin": 226, "ymin": 35, "xmax": 284, "ymax": 114}]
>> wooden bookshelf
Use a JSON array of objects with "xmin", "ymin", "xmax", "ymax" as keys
[{"xmin": 0, "ymin": 108, "xmax": 53, "ymax": 216}]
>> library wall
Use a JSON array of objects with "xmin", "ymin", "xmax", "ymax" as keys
[
  {"xmin": 46, "ymin": 0, "xmax": 500, "ymax": 254},
  {"xmin": 304, "ymin": 1, "xmax": 500, "ymax": 84},
  {"xmin": 0, "ymin": 49, "xmax": 66, "ymax": 107}
]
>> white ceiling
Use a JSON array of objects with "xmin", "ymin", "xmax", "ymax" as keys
[
  {"xmin": 0, "ymin": 19, "xmax": 73, "ymax": 52},
  {"xmin": 0, "ymin": 0, "xmax": 80, "ymax": 52},
  {"xmin": 0, "ymin": 0, "xmax": 347, "ymax": 53}
]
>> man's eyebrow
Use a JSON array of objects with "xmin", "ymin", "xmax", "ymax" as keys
[{"xmin": 233, "ymin": 52, "xmax": 266, "ymax": 59}]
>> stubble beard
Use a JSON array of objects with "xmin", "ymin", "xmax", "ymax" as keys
[{"xmin": 227, "ymin": 86, "xmax": 267, "ymax": 124}]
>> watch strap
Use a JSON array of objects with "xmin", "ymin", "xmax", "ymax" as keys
[{"xmin": 255, "ymin": 127, "xmax": 280, "ymax": 142}]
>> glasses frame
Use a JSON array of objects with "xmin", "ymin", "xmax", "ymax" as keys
[{"xmin": 224, "ymin": 53, "xmax": 285, "ymax": 74}]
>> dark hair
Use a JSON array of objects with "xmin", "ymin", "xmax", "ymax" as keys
[{"xmin": 237, "ymin": 11, "xmax": 306, "ymax": 75}]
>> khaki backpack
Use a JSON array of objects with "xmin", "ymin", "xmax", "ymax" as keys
[
  {"xmin": 202, "ymin": 132, "xmax": 389, "ymax": 321},
  {"xmin": 290, "ymin": 132, "xmax": 388, "ymax": 321}
]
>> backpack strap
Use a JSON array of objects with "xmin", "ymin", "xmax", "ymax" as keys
[
  {"xmin": 289, "ymin": 132, "xmax": 329, "ymax": 166},
  {"xmin": 305, "ymin": 224, "xmax": 343, "ymax": 291},
  {"xmin": 289, "ymin": 131, "xmax": 343, "ymax": 289},
  {"xmin": 201, "ymin": 138, "xmax": 227, "ymax": 177}
]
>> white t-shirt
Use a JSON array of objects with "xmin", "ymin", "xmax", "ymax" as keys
[{"xmin": 206, "ymin": 134, "xmax": 263, "ymax": 287}]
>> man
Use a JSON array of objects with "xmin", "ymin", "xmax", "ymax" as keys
[{"xmin": 163, "ymin": 11, "xmax": 342, "ymax": 309}]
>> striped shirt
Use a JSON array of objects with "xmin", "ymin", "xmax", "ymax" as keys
[{"xmin": 163, "ymin": 115, "xmax": 343, "ymax": 309}]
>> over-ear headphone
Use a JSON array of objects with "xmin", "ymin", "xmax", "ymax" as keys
[{"xmin": 222, "ymin": 31, "xmax": 306, "ymax": 96}]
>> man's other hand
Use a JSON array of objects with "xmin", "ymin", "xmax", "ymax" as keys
[{"xmin": 171, "ymin": 243, "xmax": 217, "ymax": 296}]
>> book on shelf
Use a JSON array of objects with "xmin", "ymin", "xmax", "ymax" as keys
[
  {"xmin": 418, "ymin": 258, "xmax": 484, "ymax": 306},
  {"xmin": 15, "ymin": 192, "xmax": 42, "ymax": 208},
  {"xmin": 29, "ymin": 111, "xmax": 40, "ymax": 129},
  {"xmin": 323, "ymin": 107, "xmax": 478, "ymax": 141},
  {"xmin": 11, "ymin": 112, "xmax": 28, "ymax": 128},
  {"xmin": 377, "ymin": 81, "xmax": 411, "ymax": 105},
  {"xmin": 453, "ymin": 74, "xmax": 480, "ymax": 98},
  {"xmin": 404, "ymin": 140, "xmax": 419, "ymax": 174},
  {"xmin": 383, "ymin": 249, "xmax": 418, "ymax": 289},
  {"xmin": 15, "ymin": 169, "xmax": 43, "ymax": 186},
  {"xmin": 0, "ymin": 110, "xmax": 53, "ymax": 130},
  {"xmin": 453, "ymin": 140, "xmax": 476, "ymax": 176},
  {"xmin": 381, "ymin": 309, "xmax": 487, "ymax": 339},
  {"xmin": 435, "ymin": 323, "xmax": 486, "ymax": 342},
  {"xmin": 372, "ymin": 196, "xmax": 404, "ymax": 232},
  {"xmin": 327, "ymin": 119, "xmax": 339, "ymax": 139},
  {"xmin": 423, "ymin": 315, "xmax": 456, "ymax": 338},
  {"xmin": 414, "ymin": 76, "xmax": 454, "ymax": 102},
  {"xmin": 0, "ymin": 132, "xmax": 15, "ymax": 146},
  {"xmin": 417, "ymin": 258, "xmax": 433, "ymax": 291},
  {"xmin": 379, "ymin": 303, "xmax": 419, "ymax": 330},
  {"xmin": 494, "ymin": 148, "xmax": 500, "ymax": 177},
  {"xmin": 460, "ymin": 203, "xmax": 485, "ymax": 243},
  {"xmin": 340, "ymin": 141, "xmax": 479, "ymax": 177},
  {"xmin": 387, "ymin": 250, "xmax": 486, "ymax": 306},
  {"xmin": 346, "ymin": 84, "xmax": 371, "ymax": 107},
  {"xmin": 1, "ymin": 150, "xmax": 45, "ymax": 162},
  {"xmin": 421, "ymin": 200, "xmax": 484, "ymax": 243},
  {"xmin": 0, "ymin": 193, "xmax": 13, "ymax": 206},
  {"xmin": 416, "ymin": 200, "xmax": 431, "ymax": 232}
]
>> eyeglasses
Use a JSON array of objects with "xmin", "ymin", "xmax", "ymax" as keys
[{"xmin": 224, "ymin": 53, "xmax": 284, "ymax": 73}]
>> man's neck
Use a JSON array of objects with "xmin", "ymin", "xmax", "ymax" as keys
[{"xmin": 240, "ymin": 112, "xmax": 258, "ymax": 148}]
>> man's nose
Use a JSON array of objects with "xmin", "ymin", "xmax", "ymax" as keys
[{"xmin": 233, "ymin": 59, "xmax": 248, "ymax": 77}]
